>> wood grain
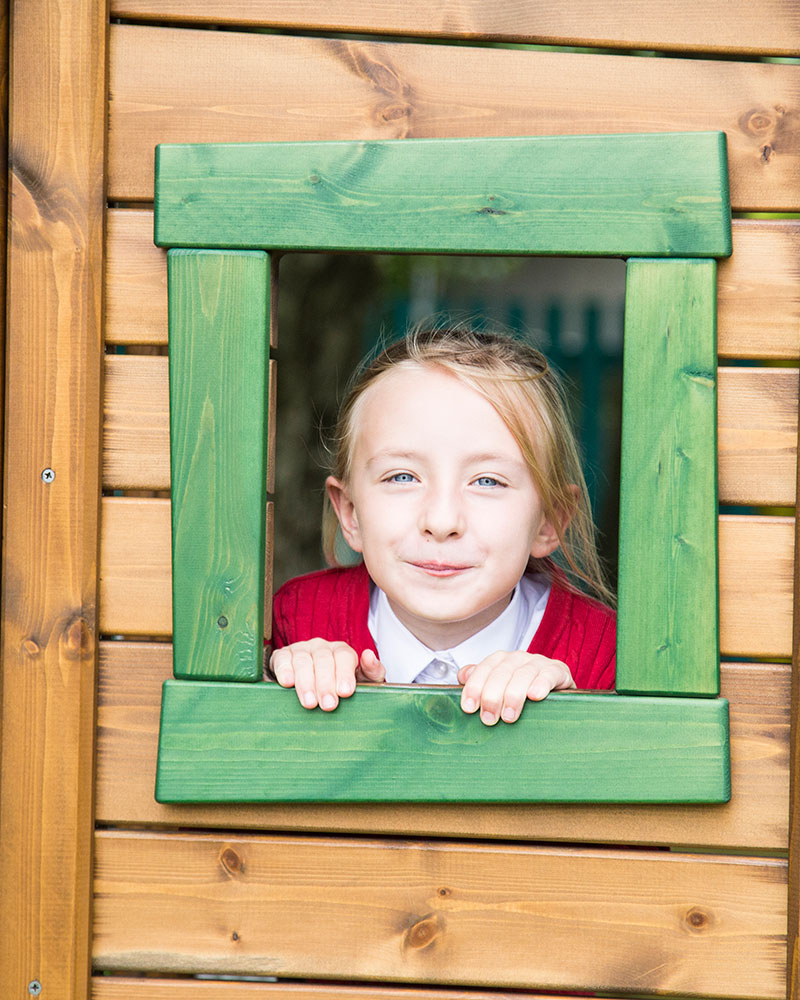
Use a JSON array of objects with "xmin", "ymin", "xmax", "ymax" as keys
[
  {"xmin": 96, "ymin": 642, "xmax": 788, "ymax": 850},
  {"xmin": 0, "ymin": 0, "xmax": 106, "ymax": 996},
  {"xmin": 100, "ymin": 500, "xmax": 795, "ymax": 658},
  {"xmin": 108, "ymin": 24, "xmax": 800, "ymax": 211},
  {"xmin": 106, "ymin": 0, "xmax": 800, "ymax": 57},
  {"xmin": 717, "ymin": 366, "xmax": 798, "ymax": 507},
  {"xmin": 91, "ymin": 829, "xmax": 787, "ymax": 997},
  {"xmin": 154, "ymin": 133, "xmax": 731, "ymax": 257},
  {"xmin": 91, "ymin": 980, "xmax": 633, "ymax": 1000},
  {"xmin": 789, "ymin": 306, "xmax": 800, "ymax": 1000},
  {"xmin": 718, "ymin": 220, "xmax": 800, "ymax": 361},
  {"xmin": 156, "ymin": 681, "xmax": 730, "ymax": 804},
  {"xmin": 618, "ymin": 260, "xmax": 718, "ymax": 695},
  {"xmin": 105, "ymin": 211, "xmax": 800, "ymax": 361},
  {"xmin": 168, "ymin": 250, "xmax": 270, "ymax": 681}
]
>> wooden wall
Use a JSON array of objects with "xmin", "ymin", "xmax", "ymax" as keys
[{"xmin": 1, "ymin": 2, "xmax": 799, "ymax": 999}]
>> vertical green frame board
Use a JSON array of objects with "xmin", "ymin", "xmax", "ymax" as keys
[{"xmin": 154, "ymin": 133, "xmax": 732, "ymax": 803}]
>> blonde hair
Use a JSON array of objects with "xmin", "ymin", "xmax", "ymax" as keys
[{"xmin": 323, "ymin": 325, "xmax": 614, "ymax": 606}]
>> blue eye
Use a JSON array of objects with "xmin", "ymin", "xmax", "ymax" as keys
[
  {"xmin": 388, "ymin": 472, "xmax": 416, "ymax": 484},
  {"xmin": 475, "ymin": 476, "xmax": 502, "ymax": 488}
]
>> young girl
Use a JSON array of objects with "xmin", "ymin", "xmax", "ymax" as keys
[{"xmin": 269, "ymin": 326, "xmax": 615, "ymax": 725}]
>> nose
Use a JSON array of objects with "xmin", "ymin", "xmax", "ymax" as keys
[{"xmin": 419, "ymin": 484, "xmax": 465, "ymax": 541}]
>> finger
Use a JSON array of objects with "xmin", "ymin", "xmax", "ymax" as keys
[
  {"xmin": 306, "ymin": 645, "xmax": 338, "ymax": 711},
  {"xmin": 499, "ymin": 668, "xmax": 533, "ymax": 723},
  {"xmin": 457, "ymin": 663, "xmax": 477, "ymax": 685},
  {"xmin": 288, "ymin": 647, "xmax": 321, "ymax": 709},
  {"xmin": 269, "ymin": 648, "xmax": 296, "ymax": 690},
  {"xmin": 460, "ymin": 653, "xmax": 506, "ymax": 715},
  {"xmin": 357, "ymin": 648, "xmax": 386, "ymax": 683},
  {"xmin": 332, "ymin": 643, "xmax": 359, "ymax": 698},
  {"xmin": 527, "ymin": 660, "xmax": 575, "ymax": 701},
  {"xmin": 461, "ymin": 654, "xmax": 513, "ymax": 726}
]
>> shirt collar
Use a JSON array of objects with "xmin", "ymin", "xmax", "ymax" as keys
[{"xmin": 368, "ymin": 575, "xmax": 550, "ymax": 684}]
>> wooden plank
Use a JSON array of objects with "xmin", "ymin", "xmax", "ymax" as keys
[
  {"xmin": 718, "ymin": 220, "xmax": 800, "ymax": 361},
  {"xmin": 99, "ymin": 500, "xmax": 795, "ymax": 657},
  {"xmin": 106, "ymin": 0, "xmax": 800, "ymax": 57},
  {"xmin": 154, "ymin": 133, "xmax": 731, "ymax": 258},
  {"xmin": 788, "ymin": 345, "xmax": 800, "ymax": 1000},
  {"xmin": 102, "ymin": 354, "xmax": 800, "ymax": 506},
  {"xmin": 717, "ymin": 366, "xmax": 798, "ymax": 507},
  {"xmin": 719, "ymin": 514, "xmax": 795, "ymax": 659},
  {"xmin": 156, "ymin": 681, "xmax": 730, "ymax": 804},
  {"xmin": 92, "ymin": 830, "xmax": 787, "ymax": 997},
  {"xmin": 168, "ymin": 250, "xmax": 270, "ymax": 681},
  {"xmin": 97, "ymin": 642, "xmax": 788, "ymax": 849},
  {"xmin": 105, "ymin": 212, "xmax": 800, "ymax": 360},
  {"xmin": 91, "ymin": 982, "xmax": 637, "ymax": 1000},
  {"xmin": 618, "ymin": 260, "xmax": 718, "ymax": 696},
  {"xmin": 0, "ymin": 1, "xmax": 106, "ymax": 998},
  {"xmin": 108, "ymin": 24, "xmax": 800, "ymax": 211}
]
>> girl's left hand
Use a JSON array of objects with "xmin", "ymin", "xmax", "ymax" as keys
[{"xmin": 458, "ymin": 652, "xmax": 575, "ymax": 726}]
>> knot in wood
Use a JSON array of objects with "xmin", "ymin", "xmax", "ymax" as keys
[
  {"xmin": 684, "ymin": 906, "xmax": 712, "ymax": 933},
  {"xmin": 405, "ymin": 914, "xmax": 441, "ymax": 951},
  {"xmin": 21, "ymin": 636, "xmax": 41, "ymax": 658},
  {"xmin": 219, "ymin": 846, "xmax": 245, "ymax": 878},
  {"xmin": 422, "ymin": 694, "xmax": 457, "ymax": 730},
  {"xmin": 60, "ymin": 616, "xmax": 93, "ymax": 660},
  {"xmin": 740, "ymin": 109, "xmax": 776, "ymax": 136}
]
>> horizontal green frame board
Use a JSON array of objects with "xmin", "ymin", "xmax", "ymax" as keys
[
  {"xmin": 154, "ymin": 133, "xmax": 732, "ymax": 258},
  {"xmin": 155, "ymin": 681, "xmax": 731, "ymax": 804},
  {"xmin": 169, "ymin": 249, "xmax": 270, "ymax": 681},
  {"xmin": 617, "ymin": 259, "xmax": 719, "ymax": 696}
]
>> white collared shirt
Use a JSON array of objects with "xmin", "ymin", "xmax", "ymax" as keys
[{"xmin": 367, "ymin": 574, "xmax": 551, "ymax": 685}]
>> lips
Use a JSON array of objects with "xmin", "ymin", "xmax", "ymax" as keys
[{"xmin": 409, "ymin": 561, "xmax": 473, "ymax": 576}]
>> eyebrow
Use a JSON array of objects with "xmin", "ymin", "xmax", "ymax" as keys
[{"xmin": 365, "ymin": 450, "xmax": 527, "ymax": 469}]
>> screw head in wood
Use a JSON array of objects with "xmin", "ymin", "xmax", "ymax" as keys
[
  {"xmin": 28, "ymin": 982, "xmax": 42, "ymax": 997},
  {"xmin": 41, "ymin": 468, "xmax": 55, "ymax": 483}
]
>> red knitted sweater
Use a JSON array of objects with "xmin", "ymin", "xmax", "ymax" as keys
[{"xmin": 272, "ymin": 563, "xmax": 615, "ymax": 690}]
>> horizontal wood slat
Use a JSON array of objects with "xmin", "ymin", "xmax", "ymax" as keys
[
  {"xmin": 107, "ymin": 25, "xmax": 800, "ymax": 211},
  {"xmin": 96, "ymin": 642, "xmax": 788, "ymax": 850},
  {"xmin": 99, "ymin": 499, "xmax": 796, "ymax": 658},
  {"xmin": 106, "ymin": 0, "xmax": 800, "ymax": 57},
  {"xmin": 153, "ymin": 134, "xmax": 731, "ymax": 257},
  {"xmin": 91, "ymin": 980, "xmax": 632, "ymax": 1000},
  {"xmin": 105, "ymin": 211, "xmax": 800, "ymax": 360},
  {"xmin": 103, "ymin": 354, "xmax": 800, "ymax": 505},
  {"xmin": 155, "ymin": 681, "xmax": 730, "ymax": 804},
  {"xmin": 92, "ymin": 830, "xmax": 786, "ymax": 997}
]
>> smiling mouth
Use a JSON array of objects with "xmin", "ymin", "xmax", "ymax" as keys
[{"xmin": 410, "ymin": 561, "xmax": 473, "ymax": 576}]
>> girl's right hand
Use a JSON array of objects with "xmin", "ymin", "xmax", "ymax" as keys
[{"xmin": 269, "ymin": 639, "xmax": 385, "ymax": 711}]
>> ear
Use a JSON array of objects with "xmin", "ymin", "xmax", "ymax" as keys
[
  {"xmin": 530, "ymin": 484, "xmax": 579, "ymax": 559},
  {"xmin": 326, "ymin": 476, "xmax": 363, "ymax": 553}
]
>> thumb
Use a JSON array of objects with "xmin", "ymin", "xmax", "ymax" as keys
[
  {"xmin": 358, "ymin": 648, "xmax": 386, "ymax": 683},
  {"xmin": 457, "ymin": 663, "xmax": 476, "ymax": 685}
]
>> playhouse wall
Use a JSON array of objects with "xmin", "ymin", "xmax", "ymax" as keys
[{"xmin": 1, "ymin": 3, "xmax": 799, "ymax": 999}]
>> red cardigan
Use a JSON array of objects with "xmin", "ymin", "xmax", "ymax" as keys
[{"xmin": 272, "ymin": 563, "xmax": 615, "ymax": 690}]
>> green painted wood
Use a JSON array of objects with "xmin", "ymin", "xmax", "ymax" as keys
[
  {"xmin": 168, "ymin": 249, "xmax": 270, "ymax": 681},
  {"xmin": 617, "ymin": 259, "xmax": 719, "ymax": 697},
  {"xmin": 154, "ymin": 133, "xmax": 732, "ymax": 258},
  {"xmin": 155, "ymin": 681, "xmax": 730, "ymax": 803}
]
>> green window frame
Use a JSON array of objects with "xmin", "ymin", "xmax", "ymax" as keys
[{"xmin": 153, "ymin": 132, "xmax": 731, "ymax": 804}]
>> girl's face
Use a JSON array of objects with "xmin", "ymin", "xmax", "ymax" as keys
[{"xmin": 327, "ymin": 364, "xmax": 561, "ymax": 650}]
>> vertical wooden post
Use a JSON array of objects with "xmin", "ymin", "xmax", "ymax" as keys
[
  {"xmin": 0, "ymin": 1, "xmax": 106, "ymax": 996},
  {"xmin": 787, "ymin": 367, "xmax": 800, "ymax": 998}
]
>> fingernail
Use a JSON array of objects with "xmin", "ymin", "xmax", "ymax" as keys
[
  {"xmin": 339, "ymin": 680, "xmax": 354, "ymax": 696},
  {"xmin": 462, "ymin": 697, "xmax": 476, "ymax": 713},
  {"xmin": 301, "ymin": 692, "xmax": 316, "ymax": 708},
  {"xmin": 502, "ymin": 707, "xmax": 517, "ymax": 722},
  {"xmin": 481, "ymin": 711, "xmax": 497, "ymax": 726},
  {"xmin": 321, "ymin": 694, "xmax": 337, "ymax": 710}
]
